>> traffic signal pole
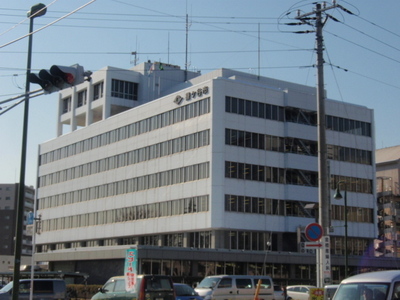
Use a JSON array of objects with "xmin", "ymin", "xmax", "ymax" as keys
[{"xmin": 12, "ymin": 5, "xmax": 46, "ymax": 300}]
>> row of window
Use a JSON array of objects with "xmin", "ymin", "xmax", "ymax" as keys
[
  {"xmin": 226, "ymin": 128, "xmax": 372, "ymax": 165},
  {"xmin": 37, "ymin": 230, "xmax": 212, "ymax": 253},
  {"xmin": 63, "ymin": 80, "xmax": 113, "ymax": 112},
  {"xmin": 38, "ymin": 162, "xmax": 209, "ymax": 210},
  {"xmin": 65, "ymin": 81, "xmax": 104, "ymax": 110},
  {"xmin": 225, "ymin": 194, "xmax": 373, "ymax": 223},
  {"xmin": 41, "ymin": 98, "xmax": 210, "ymax": 165},
  {"xmin": 225, "ymin": 96, "xmax": 372, "ymax": 137},
  {"xmin": 36, "ymin": 229, "xmax": 371, "ymax": 259},
  {"xmin": 225, "ymin": 161, "xmax": 317, "ymax": 186},
  {"xmin": 225, "ymin": 161, "xmax": 373, "ymax": 194},
  {"xmin": 111, "ymin": 79, "xmax": 138, "ymax": 100},
  {"xmin": 39, "ymin": 130, "xmax": 210, "ymax": 188},
  {"xmin": 40, "ymin": 195, "xmax": 209, "ymax": 233}
]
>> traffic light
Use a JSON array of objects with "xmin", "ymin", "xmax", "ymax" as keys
[{"xmin": 29, "ymin": 64, "xmax": 91, "ymax": 94}]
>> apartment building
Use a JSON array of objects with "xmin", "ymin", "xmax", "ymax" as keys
[
  {"xmin": 0, "ymin": 183, "xmax": 34, "ymax": 272},
  {"xmin": 34, "ymin": 62, "xmax": 380, "ymax": 284},
  {"xmin": 376, "ymin": 146, "xmax": 400, "ymax": 257}
]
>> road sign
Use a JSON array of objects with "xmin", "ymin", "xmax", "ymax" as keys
[
  {"xmin": 305, "ymin": 222, "xmax": 323, "ymax": 241},
  {"xmin": 302, "ymin": 241, "xmax": 323, "ymax": 249}
]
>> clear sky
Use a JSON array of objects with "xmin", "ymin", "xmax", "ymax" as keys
[{"xmin": 0, "ymin": 0, "xmax": 399, "ymax": 187}]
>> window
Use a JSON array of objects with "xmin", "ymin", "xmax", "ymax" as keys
[
  {"xmin": 77, "ymin": 89, "xmax": 87, "ymax": 107},
  {"xmin": 218, "ymin": 278, "xmax": 232, "ymax": 288},
  {"xmin": 62, "ymin": 97, "xmax": 71, "ymax": 113},
  {"xmin": 93, "ymin": 81, "xmax": 104, "ymax": 101},
  {"xmin": 236, "ymin": 278, "xmax": 252, "ymax": 289},
  {"xmin": 111, "ymin": 79, "xmax": 138, "ymax": 100}
]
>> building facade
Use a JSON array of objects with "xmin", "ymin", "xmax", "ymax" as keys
[
  {"xmin": 35, "ymin": 62, "xmax": 381, "ymax": 285},
  {"xmin": 376, "ymin": 146, "xmax": 400, "ymax": 257},
  {"xmin": 0, "ymin": 183, "xmax": 34, "ymax": 272}
]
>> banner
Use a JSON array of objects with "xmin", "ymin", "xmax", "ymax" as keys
[{"xmin": 124, "ymin": 248, "xmax": 138, "ymax": 292}]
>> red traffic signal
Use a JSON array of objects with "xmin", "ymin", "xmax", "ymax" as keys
[{"xmin": 29, "ymin": 64, "xmax": 91, "ymax": 94}]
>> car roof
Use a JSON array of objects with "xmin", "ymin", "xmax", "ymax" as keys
[
  {"xmin": 287, "ymin": 285, "xmax": 317, "ymax": 288},
  {"xmin": 204, "ymin": 275, "xmax": 272, "ymax": 279},
  {"xmin": 20, "ymin": 279, "xmax": 64, "ymax": 281},
  {"xmin": 341, "ymin": 270, "xmax": 400, "ymax": 284},
  {"xmin": 108, "ymin": 275, "xmax": 169, "ymax": 280}
]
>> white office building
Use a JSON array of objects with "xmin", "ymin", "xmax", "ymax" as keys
[{"xmin": 35, "ymin": 61, "xmax": 382, "ymax": 284}]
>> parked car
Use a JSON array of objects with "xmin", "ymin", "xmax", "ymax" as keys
[
  {"xmin": 194, "ymin": 275, "xmax": 274, "ymax": 300},
  {"xmin": 274, "ymin": 285, "xmax": 292, "ymax": 300},
  {"xmin": 91, "ymin": 275, "xmax": 175, "ymax": 300},
  {"xmin": 0, "ymin": 278, "xmax": 66, "ymax": 300},
  {"xmin": 324, "ymin": 284, "xmax": 339, "ymax": 300},
  {"xmin": 174, "ymin": 283, "xmax": 202, "ymax": 300},
  {"xmin": 286, "ymin": 285, "xmax": 317, "ymax": 300}
]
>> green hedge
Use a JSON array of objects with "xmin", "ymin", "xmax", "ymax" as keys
[{"xmin": 67, "ymin": 284, "xmax": 102, "ymax": 300}]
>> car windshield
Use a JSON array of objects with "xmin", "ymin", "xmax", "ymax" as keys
[
  {"xmin": 333, "ymin": 283, "xmax": 389, "ymax": 300},
  {"xmin": 197, "ymin": 278, "xmax": 220, "ymax": 289},
  {"xmin": 145, "ymin": 277, "xmax": 172, "ymax": 291}
]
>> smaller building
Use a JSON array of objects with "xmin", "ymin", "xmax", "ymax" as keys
[
  {"xmin": 0, "ymin": 183, "xmax": 35, "ymax": 272},
  {"xmin": 376, "ymin": 146, "xmax": 400, "ymax": 257}
]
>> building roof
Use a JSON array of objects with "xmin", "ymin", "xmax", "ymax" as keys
[{"xmin": 376, "ymin": 145, "xmax": 400, "ymax": 164}]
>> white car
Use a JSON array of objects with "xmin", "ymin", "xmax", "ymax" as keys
[
  {"xmin": 274, "ymin": 285, "xmax": 289, "ymax": 300},
  {"xmin": 286, "ymin": 285, "xmax": 317, "ymax": 300}
]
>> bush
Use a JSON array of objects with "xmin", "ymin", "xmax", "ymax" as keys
[{"xmin": 67, "ymin": 284, "xmax": 102, "ymax": 300}]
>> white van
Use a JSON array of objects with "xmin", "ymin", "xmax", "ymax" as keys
[
  {"xmin": 194, "ymin": 275, "xmax": 274, "ymax": 300},
  {"xmin": 332, "ymin": 270, "xmax": 400, "ymax": 300}
]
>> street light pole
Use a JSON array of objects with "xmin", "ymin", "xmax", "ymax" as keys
[
  {"xmin": 333, "ymin": 181, "xmax": 348, "ymax": 279},
  {"xmin": 12, "ymin": 4, "xmax": 46, "ymax": 300}
]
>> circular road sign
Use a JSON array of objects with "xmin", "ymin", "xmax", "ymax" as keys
[{"xmin": 305, "ymin": 223, "xmax": 323, "ymax": 241}]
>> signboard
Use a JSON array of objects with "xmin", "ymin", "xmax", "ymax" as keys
[
  {"xmin": 309, "ymin": 288, "xmax": 324, "ymax": 300},
  {"xmin": 27, "ymin": 212, "xmax": 34, "ymax": 225},
  {"xmin": 322, "ymin": 236, "xmax": 332, "ymax": 284},
  {"xmin": 305, "ymin": 223, "xmax": 323, "ymax": 241},
  {"xmin": 124, "ymin": 248, "xmax": 138, "ymax": 292}
]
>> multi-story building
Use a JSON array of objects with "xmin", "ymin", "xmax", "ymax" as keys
[
  {"xmin": 376, "ymin": 146, "xmax": 400, "ymax": 257},
  {"xmin": 35, "ymin": 61, "xmax": 381, "ymax": 285},
  {"xmin": 0, "ymin": 183, "xmax": 34, "ymax": 272}
]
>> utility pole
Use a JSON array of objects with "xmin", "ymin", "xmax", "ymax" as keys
[{"xmin": 295, "ymin": 2, "xmax": 339, "ymax": 287}]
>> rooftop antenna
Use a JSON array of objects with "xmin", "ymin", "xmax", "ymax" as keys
[
  {"xmin": 130, "ymin": 37, "xmax": 139, "ymax": 66},
  {"xmin": 185, "ymin": 0, "xmax": 191, "ymax": 81},
  {"xmin": 185, "ymin": 13, "xmax": 189, "ymax": 81},
  {"xmin": 258, "ymin": 23, "xmax": 260, "ymax": 80},
  {"xmin": 168, "ymin": 32, "xmax": 170, "ymax": 64}
]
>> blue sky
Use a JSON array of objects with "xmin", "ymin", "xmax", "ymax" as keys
[{"xmin": 0, "ymin": 0, "xmax": 399, "ymax": 186}]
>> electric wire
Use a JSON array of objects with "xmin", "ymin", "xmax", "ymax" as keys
[
  {"xmin": 0, "ymin": 1, "xmax": 58, "ymax": 38},
  {"xmin": 0, "ymin": 0, "xmax": 97, "ymax": 49}
]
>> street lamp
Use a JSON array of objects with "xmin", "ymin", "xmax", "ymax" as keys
[
  {"xmin": 13, "ymin": 4, "xmax": 46, "ymax": 300},
  {"xmin": 333, "ymin": 181, "xmax": 348, "ymax": 279}
]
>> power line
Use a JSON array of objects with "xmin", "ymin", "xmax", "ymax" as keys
[
  {"xmin": 0, "ymin": 48, "xmax": 312, "ymax": 56},
  {"xmin": 0, "ymin": 0, "xmax": 97, "ymax": 49},
  {"xmin": 325, "ymin": 30, "xmax": 400, "ymax": 65}
]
